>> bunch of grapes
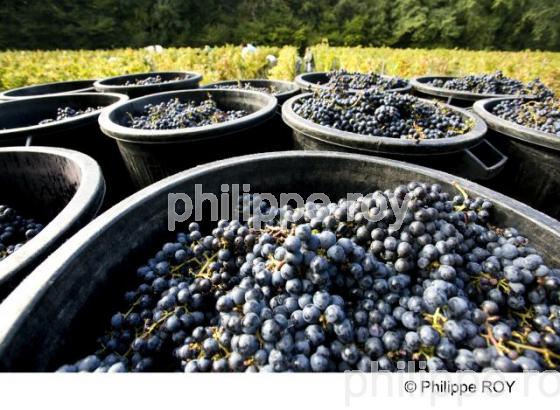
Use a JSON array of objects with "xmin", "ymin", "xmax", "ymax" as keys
[
  {"xmin": 57, "ymin": 182, "xmax": 560, "ymax": 373},
  {"xmin": 428, "ymin": 71, "xmax": 554, "ymax": 99},
  {"xmin": 127, "ymin": 98, "xmax": 248, "ymax": 130},
  {"xmin": 124, "ymin": 75, "xmax": 182, "ymax": 86},
  {"xmin": 491, "ymin": 98, "xmax": 560, "ymax": 136},
  {"xmin": 325, "ymin": 70, "xmax": 408, "ymax": 92},
  {"xmin": 292, "ymin": 90, "xmax": 472, "ymax": 140},
  {"xmin": 0, "ymin": 204, "xmax": 43, "ymax": 262},
  {"xmin": 39, "ymin": 106, "xmax": 103, "ymax": 125}
]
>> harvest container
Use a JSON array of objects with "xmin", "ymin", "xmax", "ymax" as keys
[
  {"xmin": 282, "ymin": 93, "xmax": 507, "ymax": 181},
  {"xmin": 0, "ymin": 146, "xmax": 104, "ymax": 301},
  {"xmin": 411, "ymin": 76, "xmax": 540, "ymax": 108},
  {"xmin": 0, "ymin": 80, "xmax": 96, "ymax": 101},
  {"xmin": 473, "ymin": 97, "xmax": 560, "ymax": 220},
  {"xmin": 204, "ymin": 79, "xmax": 300, "ymax": 105},
  {"xmin": 0, "ymin": 151, "xmax": 559, "ymax": 371},
  {"xmin": 0, "ymin": 92, "xmax": 132, "ymax": 206},
  {"xmin": 204, "ymin": 80, "xmax": 300, "ymax": 149},
  {"xmin": 99, "ymin": 88, "xmax": 278, "ymax": 188},
  {"xmin": 295, "ymin": 71, "xmax": 411, "ymax": 93},
  {"xmin": 94, "ymin": 71, "xmax": 202, "ymax": 98}
]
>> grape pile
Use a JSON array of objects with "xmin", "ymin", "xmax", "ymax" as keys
[
  {"xmin": 57, "ymin": 182, "xmax": 560, "ymax": 372},
  {"xmin": 124, "ymin": 75, "xmax": 183, "ymax": 86},
  {"xmin": 127, "ymin": 98, "xmax": 248, "ymax": 130},
  {"xmin": 293, "ymin": 90, "xmax": 472, "ymax": 140},
  {"xmin": 491, "ymin": 98, "xmax": 560, "ymax": 136},
  {"xmin": 39, "ymin": 106, "xmax": 103, "ymax": 125},
  {"xmin": 428, "ymin": 71, "xmax": 554, "ymax": 99},
  {"xmin": 0, "ymin": 204, "xmax": 43, "ymax": 262},
  {"xmin": 325, "ymin": 70, "xmax": 408, "ymax": 92},
  {"xmin": 212, "ymin": 82, "xmax": 279, "ymax": 95}
]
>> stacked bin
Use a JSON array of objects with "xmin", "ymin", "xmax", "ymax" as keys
[
  {"xmin": 0, "ymin": 152, "xmax": 558, "ymax": 370},
  {"xmin": 99, "ymin": 88, "xmax": 278, "ymax": 188},
  {"xmin": 474, "ymin": 97, "xmax": 560, "ymax": 220},
  {"xmin": 0, "ymin": 92, "xmax": 132, "ymax": 207},
  {"xmin": 0, "ymin": 80, "xmax": 96, "ymax": 101},
  {"xmin": 204, "ymin": 79, "xmax": 301, "ymax": 151},
  {"xmin": 282, "ymin": 93, "xmax": 507, "ymax": 182},
  {"xmin": 0, "ymin": 147, "xmax": 104, "ymax": 300}
]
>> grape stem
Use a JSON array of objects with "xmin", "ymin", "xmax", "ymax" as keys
[{"xmin": 452, "ymin": 181, "xmax": 469, "ymax": 212}]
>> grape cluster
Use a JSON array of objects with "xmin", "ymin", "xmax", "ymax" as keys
[
  {"xmin": 325, "ymin": 70, "xmax": 408, "ymax": 92},
  {"xmin": 428, "ymin": 71, "xmax": 554, "ymax": 99},
  {"xmin": 491, "ymin": 98, "xmax": 560, "ymax": 136},
  {"xmin": 0, "ymin": 204, "xmax": 43, "ymax": 262},
  {"xmin": 212, "ymin": 83, "xmax": 279, "ymax": 95},
  {"xmin": 39, "ymin": 106, "xmax": 103, "ymax": 125},
  {"xmin": 57, "ymin": 182, "xmax": 560, "ymax": 372},
  {"xmin": 124, "ymin": 75, "xmax": 182, "ymax": 86},
  {"xmin": 127, "ymin": 98, "xmax": 248, "ymax": 130},
  {"xmin": 293, "ymin": 90, "xmax": 472, "ymax": 140}
]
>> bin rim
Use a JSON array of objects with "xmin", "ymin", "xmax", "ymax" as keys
[
  {"xmin": 473, "ymin": 97, "xmax": 560, "ymax": 152},
  {"xmin": 0, "ymin": 79, "xmax": 97, "ymax": 100},
  {"xmin": 93, "ymin": 71, "xmax": 202, "ymax": 92},
  {"xmin": 411, "ymin": 75, "xmax": 540, "ymax": 102},
  {"xmin": 98, "ymin": 88, "xmax": 278, "ymax": 144},
  {"xmin": 203, "ymin": 78, "xmax": 300, "ymax": 99},
  {"xmin": 0, "ymin": 92, "xmax": 129, "ymax": 139},
  {"xmin": 0, "ymin": 146, "xmax": 105, "ymax": 288},
  {"xmin": 282, "ymin": 92, "xmax": 488, "ymax": 155},
  {"xmin": 294, "ymin": 71, "xmax": 411, "ymax": 94}
]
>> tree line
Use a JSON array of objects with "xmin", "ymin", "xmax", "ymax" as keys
[{"xmin": 0, "ymin": 0, "xmax": 558, "ymax": 51}]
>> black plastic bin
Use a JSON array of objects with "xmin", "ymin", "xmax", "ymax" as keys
[
  {"xmin": 0, "ymin": 146, "xmax": 104, "ymax": 301},
  {"xmin": 473, "ymin": 97, "xmax": 560, "ymax": 220},
  {"xmin": 282, "ymin": 93, "xmax": 507, "ymax": 181},
  {"xmin": 204, "ymin": 80, "xmax": 300, "ymax": 150},
  {"xmin": 295, "ymin": 71, "xmax": 411, "ymax": 93},
  {"xmin": 0, "ymin": 80, "xmax": 96, "ymax": 101},
  {"xmin": 204, "ymin": 79, "xmax": 300, "ymax": 105},
  {"xmin": 94, "ymin": 71, "xmax": 202, "ymax": 98},
  {"xmin": 99, "ymin": 88, "xmax": 278, "ymax": 189},
  {"xmin": 410, "ymin": 76, "xmax": 539, "ymax": 108},
  {"xmin": 0, "ymin": 92, "xmax": 133, "ymax": 207},
  {"xmin": 0, "ymin": 151, "xmax": 559, "ymax": 371}
]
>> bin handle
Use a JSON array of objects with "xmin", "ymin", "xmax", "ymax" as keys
[{"xmin": 460, "ymin": 139, "xmax": 508, "ymax": 181}]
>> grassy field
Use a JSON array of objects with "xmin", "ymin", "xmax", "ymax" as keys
[{"xmin": 1, "ymin": 45, "xmax": 559, "ymax": 93}]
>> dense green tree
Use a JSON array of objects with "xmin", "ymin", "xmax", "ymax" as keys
[{"xmin": 0, "ymin": 0, "xmax": 558, "ymax": 50}]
